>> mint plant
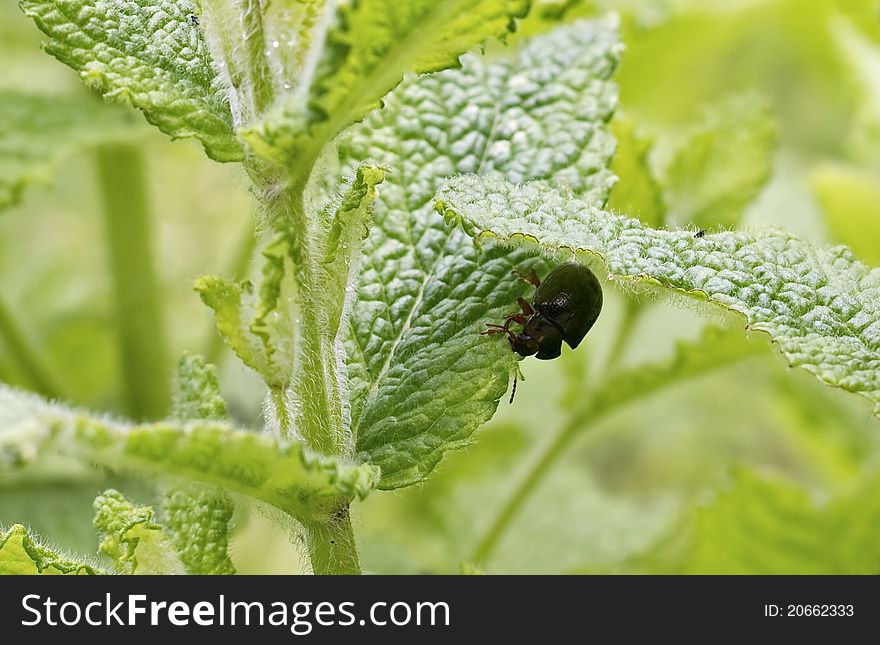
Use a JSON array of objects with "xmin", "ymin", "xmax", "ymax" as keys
[{"xmin": 1, "ymin": 1, "xmax": 879, "ymax": 575}]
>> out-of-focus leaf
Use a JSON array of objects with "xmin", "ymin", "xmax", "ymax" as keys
[
  {"xmin": 812, "ymin": 164, "xmax": 880, "ymax": 266},
  {"xmin": 642, "ymin": 469, "xmax": 880, "ymax": 574},
  {"xmin": 0, "ymin": 91, "xmax": 143, "ymax": 211},
  {"xmin": 661, "ymin": 94, "xmax": 776, "ymax": 229},
  {"xmin": 831, "ymin": 16, "xmax": 880, "ymax": 165},
  {"xmin": 617, "ymin": 0, "xmax": 850, "ymax": 153},
  {"xmin": 607, "ymin": 116, "xmax": 664, "ymax": 226}
]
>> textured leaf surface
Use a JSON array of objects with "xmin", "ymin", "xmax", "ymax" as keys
[
  {"xmin": 93, "ymin": 489, "xmax": 183, "ymax": 574},
  {"xmin": 21, "ymin": 0, "xmax": 242, "ymax": 161},
  {"xmin": 172, "ymin": 353, "xmax": 228, "ymax": 421},
  {"xmin": 661, "ymin": 94, "xmax": 776, "ymax": 229},
  {"xmin": 0, "ymin": 90, "xmax": 143, "ymax": 210},
  {"xmin": 341, "ymin": 18, "xmax": 621, "ymax": 489},
  {"xmin": 436, "ymin": 173, "xmax": 880, "ymax": 412},
  {"xmin": 161, "ymin": 484, "xmax": 235, "ymax": 575},
  {"xmin": 164, "ymin": 354, "xmax": 235, "ymax": 575},
  {"xmin": 0, "ymin": 524, "xmax": 102, "ymax": 574},
  {"xmin": 244, "ymin": 0, "xmax": 530, "ymax": 167},
  {"xmin": 0, "ymin": 385, "xmax": 379, "ymax": 523}
]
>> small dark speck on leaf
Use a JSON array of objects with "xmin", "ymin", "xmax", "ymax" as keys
[
  {"xmin": 694, "ymin": 229, "xmax": 705, "ymax": 238},
  {"xmin": 190, "ymin": 14, "xmax": 199, "ymax": 25}
]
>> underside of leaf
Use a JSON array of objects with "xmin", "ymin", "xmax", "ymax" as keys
[{"xmin": 436, "ymin": 173, "xmax": 880, "ymax": 413}]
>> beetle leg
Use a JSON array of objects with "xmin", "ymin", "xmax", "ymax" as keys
[
  {"xmin": 517, "ymin": 297, "xmax": 535, "ymax": 316},
  {"xmin": 481, "ymin": 312, "xmax": 528, "ymax": 337},
  {"xmin": 509, "ymin": 371, "xmax": 517, "ymax": 404},
  {"xmin": 511, "ymin": 268, "xmax": 541, "ymax": 288},
  {"xmin": 481, "ymin": 323, "xmax": 508, "ymax": 336}
]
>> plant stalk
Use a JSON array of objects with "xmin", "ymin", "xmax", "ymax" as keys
[
  {"xmin": 305, "ymin": 505, "xmax": 361, "ymax": 575},
  {"xmin": 96, "ymin": 143, "xmax": 169, "ymax": 420}
]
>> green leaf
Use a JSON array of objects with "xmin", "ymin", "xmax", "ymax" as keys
[
  {"xmin": 172, "ymin": 353, "xmax": 228, "ymax": 421},
  {"xmin": 20, "ymin": 0, "xmax": 243, "ymax": 162},
  {"xmin": 242, "ymin": 0, "xmax": 531, "ymax": 170},
  {"xmin": 0, "ymin": 385, "xmax": 380, "ymax": 524},
  {"xmin": 0, "ymin": 90, "xmax": 143, "ymax": 211},
  {"xmin": 164, "ymin": 353, "xmax": 236, "ymax": 575},
  {"xmin": 93, "ymin": 489, "xmax": 183, "ymax": 574},
  {"xmin": 607, "ymin": 116, "xmax": 664, "ymax": 227},
  {"xmin": 650, "ymin": 470, "xmax": 880, "ymax": 574},
  {"xmin": 310, "ymin": 0, "xmax": 530, "ymax": 125},
  {"xmin": 161, "ymin": 484, "xmax": 236, "ymax": 575},
  {"xmin": 342, "ymin": 18, "xmax": 621, "ymax": 489},
  {"xmin": 812, "ymin": 164, "xmax": 880, "ymax": 266},
  {"xmin": 195, "ymin": 274, "xmax": 287, "ymax": 388},
  {"xmin": 436, "ymin": 173, "xmax": 880, "ymax": 413},
  {"xmin": 0, "ymin": 523, "xmax": 103, "ymax": 574},
  {"xmin": 661, "ymin": 94, "xmax": 776, "ymax": 229}
]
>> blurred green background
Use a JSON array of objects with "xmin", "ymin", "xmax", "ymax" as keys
[{"xmin": 2, "ymin": 0, "xmax": 880, "ymax": 573}]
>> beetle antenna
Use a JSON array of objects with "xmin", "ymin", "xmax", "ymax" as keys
[{"xmin": 509, "ymin": 371, "xmax": 517, "ymax": 404}]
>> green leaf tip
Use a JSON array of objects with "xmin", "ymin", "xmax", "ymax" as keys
[
  {"xmin": 0, "ymin": 524, "xmax": 103, "ymax": 575},
  {"xmin": 93, "ymin": 489, "xmax": 183, "ymax": 575},
  {"xmin": 436, "ymin": 173, "xmax": 880, "ymax": 413},
  {"xmin": 20, "ymin": 0, "xmax": 243, "ymax": 162},
  {"xmin": 173, "ymin": 353, "xmax": 228, "ymax": 421}
]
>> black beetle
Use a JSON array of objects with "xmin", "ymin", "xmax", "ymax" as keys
[{"xmin": 483, "ymin": 262, "xmax": 603, "ymax": 360}]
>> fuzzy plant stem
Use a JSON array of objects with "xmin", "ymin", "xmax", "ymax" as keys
[{"xmin": 305, "ymin": 506, "xmax": 361, "ymax": 575}]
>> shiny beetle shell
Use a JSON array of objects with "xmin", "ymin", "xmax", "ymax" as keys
[
  {"xmin": 522, "ymin": 262, "xmax": 603, "ymax": 359},
  {"xmin": 483, "ymin": 262, "xmax": 603, "ymax": 362}
]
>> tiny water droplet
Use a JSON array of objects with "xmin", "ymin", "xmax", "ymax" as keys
[
  {"xmin": 272, "ymin": 40, "xmax": 280, "ymax": 48},
  {"xmin": 283, "ymin": 82, "xmax": 292, "ymax": 90}
]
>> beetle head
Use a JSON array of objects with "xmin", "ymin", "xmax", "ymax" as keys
[{"xmin": 509, "ymin": 332, "xmax": 539, "ymax": 357}]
